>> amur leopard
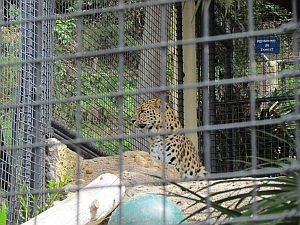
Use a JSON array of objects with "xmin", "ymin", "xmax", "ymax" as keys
[{"xmin": 132, "ymin": 98, "xmax": 206, "ymax": 178}]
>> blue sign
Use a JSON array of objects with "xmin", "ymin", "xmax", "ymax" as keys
[{"xmin": 255, "ymin": 37, "xmax": 280, "ymax": 54}]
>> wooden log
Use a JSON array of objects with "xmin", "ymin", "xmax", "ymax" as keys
[{"xmin": 22, "ymin": 173, "xmax": 125, "ymax": 225}]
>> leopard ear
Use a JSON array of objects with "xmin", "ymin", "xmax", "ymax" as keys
[
  {"xmin": 153, "ymin": 98, "xmax": 162, "ymax": 108},
  {"xmin": 153, "ymin": 98, "xmax": 168, "ymax": 109}
]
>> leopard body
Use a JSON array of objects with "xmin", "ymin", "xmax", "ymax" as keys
[{"xmin": 132, "ymin": 98, "xmax": 206, "ymax": 178}]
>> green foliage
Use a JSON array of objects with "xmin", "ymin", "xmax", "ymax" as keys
[
  {"xmin": 6, "ymin": 4, "xmax": 19, "ymax": 21},
  {"xmin": 45, "ymin": 169, "xmax": 72, "ymax": 209},
  {"xmin": 0, "ymin": 200, "xmax": 6, "ymax": 225},
  {"xmin": 195, "ymin": 0, "xmax": 243, "ymax": 10},
  {"xmin": 0, "ymin": 26, "xmax": 20, "ymax": 132},
  {"xmin": 54, "ymin": 18, "xmax": 76, "ymax": 45},
  {"xmin": 18, "ymin": 170, "xmax": 72, "ymax": 222},
  {"xmin": 194, "ymin": 0, "xmax": 243, "ymax": 17},
  {"xmin": 211, "ymin": 0, "xmax": 294, "ymax": 170},
  {"xmin": 166, "ymin": 158, "xmax": 300, "ymax": 224},
  {"xmin": 54, "ymin": 7, "xmax": 76, "ymax": 54},
  {"xmin": 51, "ymin": 1, "xmax": 151, "ymax": 156},
  {"xmin": 53, "ymin": 57, "xmax": 137, "ymax": 155},
  {"xmin": 18, "ymin": 182, "xmax": 38, "ymax": 221},
  {"xmin": 82, "ymin": 7, "xmax": 143, "ymax": 52},
  {"xmin": 99, "ymin": 139, "xmax": 132, "ymax": 155}
]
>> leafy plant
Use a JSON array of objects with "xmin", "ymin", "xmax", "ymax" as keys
[
  {"xmin": 165, "ymin": 158, "xmax": 300, "ymax": 224},
  {"xmin": 45, "ymin": 169, "xmax": 73, "ymax": 209},
  {"xmin": 54, "ymin": 17, "xmax": 76, "ymax": 45},
  {"xmin": 18, "ymin": 170, "xmax": 73, "ymax": 221},
  {"xmin": 18, "ymin": 182, "xmax": 38, "ymax": 221},
  {"xmin": 0, "ymin": 200, "xmax": 6, "ymax": 225}
]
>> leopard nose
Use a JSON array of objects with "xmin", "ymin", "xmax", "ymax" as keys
[{"xmin": 138, "ymin": 124, "xmax": 146, "ymax": 128}]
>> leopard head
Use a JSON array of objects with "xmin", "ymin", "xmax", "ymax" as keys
[{"xmin": 132, "ymin": 98, "xmax": 164, "ymax": 133}]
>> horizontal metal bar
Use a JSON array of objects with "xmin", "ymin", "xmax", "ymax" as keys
[
  {"xmin": 1, "ymin": 67, "xmax": 299, "ymax": 111},
  {"xmin": 0, "ymin": 22, "xmax": 299, "ymax": 68}
]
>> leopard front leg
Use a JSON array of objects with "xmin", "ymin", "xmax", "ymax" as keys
[
  {"xmin": 149, "ymin": 135, "xmax": 180, "ymax": 169},
  {"xmin": 149, "ymin": 136, "xmax": 166, "ymax": 162}
]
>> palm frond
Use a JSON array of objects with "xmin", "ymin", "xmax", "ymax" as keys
[{"xmin": 156, "ymin": 158, "xmax": 300, "ymax": 224}]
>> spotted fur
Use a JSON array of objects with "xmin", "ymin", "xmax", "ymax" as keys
[{"xmin": 132, "ymin": 98, "xmax": 206, "ymax": 178}]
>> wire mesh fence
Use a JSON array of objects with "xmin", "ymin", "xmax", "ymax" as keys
[
  {"xmin": 0, "ymin": 0, "xmax": 300, "ymax": 224},
  {"xmin": 202, "ymin": 0, "xmax": 298, "ymax": 172}
]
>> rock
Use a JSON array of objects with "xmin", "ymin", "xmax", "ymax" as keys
[
  {"xmin": 85, "ymin": 168, "xmax": 93, "ymax": 174},
  {"xmin": 134, "ymin": 154, "xmax": 150, "ymax": 167},
  {"xmin": 79, "ymin": 150, "xmax": 180, "ymax": 187},
  {"xmin": 45, "ymin": 138, "xmax": 83, "ymax": 185},
  {"xmin": 45, "ymin": 139, "xmax": 180, "ymax": 188}
]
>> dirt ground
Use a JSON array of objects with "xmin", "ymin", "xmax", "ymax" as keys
[{"xmin": 73, "ymin": 150, "xmax": 262, "ymax": 224}]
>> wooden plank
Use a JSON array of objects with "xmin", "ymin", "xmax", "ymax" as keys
[{"xmin": 22, "ymin": 173, "xmax": 125, "ymax": 225}]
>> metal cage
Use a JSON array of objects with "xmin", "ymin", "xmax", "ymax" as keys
[{"xmin": 0, "ymin": 0, "xmax": 300, "ymax": 224}]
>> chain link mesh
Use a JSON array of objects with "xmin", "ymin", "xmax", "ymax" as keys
[{"xmin": 0, "ymin": 0, "xmax": 299, "ymax": 224}]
